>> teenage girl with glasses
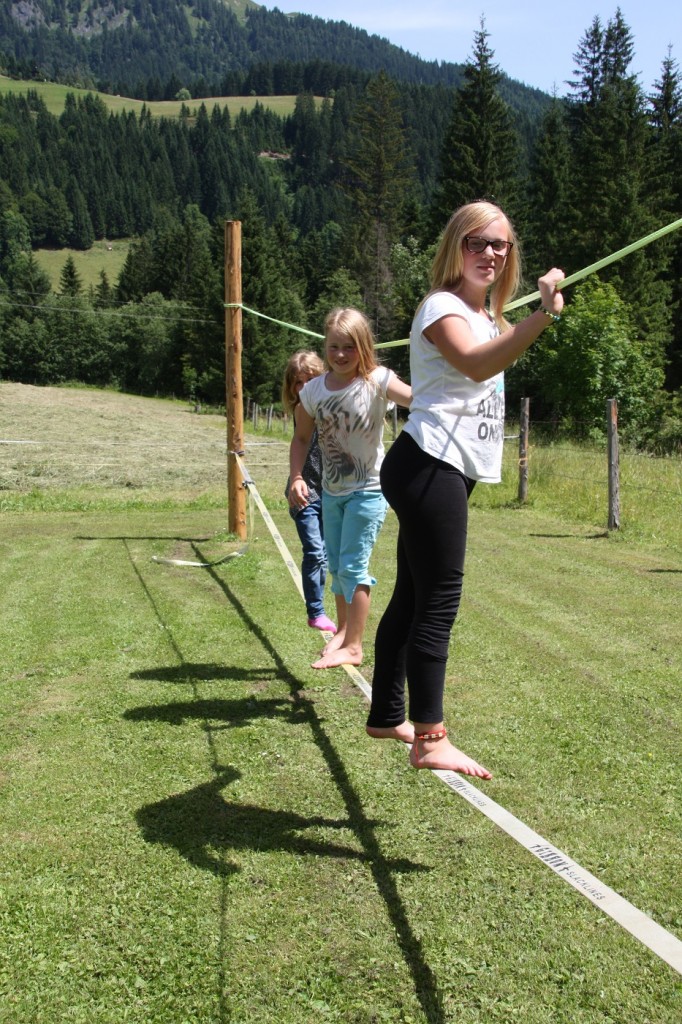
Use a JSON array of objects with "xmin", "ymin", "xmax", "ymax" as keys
[
  {"xmin": 289, "ymin": 308, "xmax": 412, "ymax": 670},
  {"xmin": 366, "ymin": 200, "xmax": 564, "ymax": 777}
]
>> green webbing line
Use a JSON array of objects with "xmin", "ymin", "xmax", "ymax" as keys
[
  {"xmin": 227, "ymin": 299, "xmax": 400, "ymax": 348},
  {"xmin": 504, "ymin": 215, "xmax": 682, "ymax": 312},
  {"xmin": 225, "ymin": 302, "xmax": 324, "ymax": 339},
  {"xmin": 376, "ymin": 338, "xmax": 409, "ymax": 349},
  {"xmin": 227, "ymin": 214, "xmax": 682, "ymax": 350}
]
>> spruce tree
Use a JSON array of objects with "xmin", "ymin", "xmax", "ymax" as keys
[
  {"xmin": 59, "ymin": 254, "xmax": 83, "ymax": 298},
  {"xmin": 94, "ymin": 269, "xmax": 113, "ymax": 309},
  {"xmin": 340, "ymin": 70, "xmax": 415, "ymax": 335},
  {"xmin": 567, "ymin": 11, "xmax": 671, "ymax": 359},
  {"xmin": 429, "ymin": 20, "xmax": 523, "ymax": 236},
  {"xmin": 526, "ymin": 95, "xmax": 575, "ymax": 278},
  {"xmin": 237, "ymin": 190, "xmax": 308, "ymax": 405},
  {"xmin": 648, "ymin": 49, "xmax": 682, "ymax": 387},
  {"xmin": 66, "ymin": 181, "xmax": 95, "ymax": 250},
  {"xmin": 568, "ymin": 15, "xmax": 605, "ymax": 104}
]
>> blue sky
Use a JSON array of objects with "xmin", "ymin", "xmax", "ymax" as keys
[{"xmin": 269, "ymin": 1, "xmax": 680, "ymax": 96}]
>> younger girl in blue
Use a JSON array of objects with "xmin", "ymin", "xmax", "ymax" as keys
[
  {"xmin": 289, "ymin": 308, "xmax": 411, "ymax": 670},
  {"xmin": 282, "ymin": 351, "xmax": 337, "ymax": 636}
]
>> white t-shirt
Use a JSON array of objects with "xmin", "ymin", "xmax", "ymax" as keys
[
  {"xmin": 299, "ymin": 366, "xmax": 394, "ymax": 496},
  {"xmin": 403, "ymin": 291, "xmax": 505, "ymax": 483}
]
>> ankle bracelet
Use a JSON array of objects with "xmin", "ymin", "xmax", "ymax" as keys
[{"xmin": 415, "ymin": 728, "xmax": 447, "ymax": 741}]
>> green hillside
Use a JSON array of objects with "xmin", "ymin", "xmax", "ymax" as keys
[
  {"xmin": 0, "ymin": 76, "xmax": 308, "ymax": 118},
  {"xmin": 34, "ymin": 239, "xmax": 132, "ymax": 292}
]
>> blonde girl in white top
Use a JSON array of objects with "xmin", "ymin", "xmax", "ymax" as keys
[
  {"xmin": 289, "ymin": 308, "xmax": 411, "ymax": 670},
  {"xmin": 366, "ymin": 201, "xmax": 564, "ymax": 777}
]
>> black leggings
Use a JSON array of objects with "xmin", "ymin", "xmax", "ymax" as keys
[{"xmin": 368, "ymin": 432, "xmax": 474, "ymax": 727}]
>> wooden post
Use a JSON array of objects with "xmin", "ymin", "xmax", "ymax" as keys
[
  {"xmin": 607, "ymin": 398, "xmax": 620, "ymax": 530},
  {"xmin": 225, "ymin": 221, "xmax": 246, "ymax": 539},
  {"xmin": 518, "ymin": 397, "xmax": 530, "ymax": 503}
]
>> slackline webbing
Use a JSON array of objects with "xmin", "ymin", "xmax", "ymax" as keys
[
  {"xmin": 235, "ymin": 454, "xmax": 371, "ymax": 699},
  {"xmin": 232, "ymin": 453, "xmax": 682, "ymax": 976},
  {"xmin": 151, "ymin": 480, "xmax": 254, "ymax": 567},
  {"xmin": 226, "ymin": 214, "xmax": 682, "ymax": 350},
  {"xmin": 504, "ymin": 214, "xmax": 682, "ymax": 311}
]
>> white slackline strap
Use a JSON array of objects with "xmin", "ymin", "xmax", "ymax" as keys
[
  {"xmin": 432, "ymin": 771, "xmax": 682, "ymax": 974},
  {"xmin": 236, "ymin": 456, "xmax": 371, "ymax": 706},
  {"xmin": 233, "ymin": 454, "xmax": 682, "ymax": 976},
  {"xmin": 152, "ymin": 551, "xmax": 245, "ymax": 567},
  {"xmin": 152, "ymin": 474, "xmax": 254, "ymax": 568}
]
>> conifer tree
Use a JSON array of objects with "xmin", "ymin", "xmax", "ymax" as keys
[
  {"xmin": 526, "ymin": 95, "xmax": 575, "ymax": 278},
  {"xmin": 648, "ymin": 49, "xmax": 682, "ymax": 386},
  {"xmin": 340, "ymin": 70, "xmax": 415, "ymax": 334},
  {"xmin": 1, "ymin": 251, "xmax": 51, "ymax": 325},
  {"xmin": 429, "ymin": 20, "xmax": 523, "ymax": 235},
  {"xmin": 568, "ymin": 15, "xmax": 605, "ymax": 104},
  {"xmin": 93, "ymin": 269, "xmax": 113, "ymax": 309},
  {"xmin": 567, "ymin": 10, "xmax": 671, "ymax": 359},
  {"xmin": 59, "ymin": 254, "xmax": 83, "ymax": 297},
  {"xmin": 0, "ymin": 209, "xmax": 31, "ymax": 270},
  {"xmin": 288, "ymin": 93, "xmax": 326, "ymax": 186},
  {"xmin": 237, "ymin": 189, "xmax": 308, "ymax": 405},
  {"xmin": 66, "ymin": 181, "xmax": 95, "ymax": 250}
]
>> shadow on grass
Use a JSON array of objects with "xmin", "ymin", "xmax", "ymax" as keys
[
  {"xmin": 528, "ymin": 531, "xmax": 609, "ymax": 540},
  {"xmin": 125, "ymin": 694, "xmax": 306, "ymax": 729},
  {"xmin": 125, "ymin": 538, "xmax": 448, "ymax": 1024},
  {"xmin": 76, "ymin": 533, "xmax": 215, "ymax": 542},
  {"xmin": 136, "ymin": 765, "xmax": 423, "ymax": 877},
  {"xmin": 128, "ymin": 697, "xmax": 419, "ymax": 872},
  {"xmin": 130, "ymin": 663, "xmax": 280, "ymax": 684}
]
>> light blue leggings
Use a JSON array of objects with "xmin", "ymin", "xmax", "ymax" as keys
[{"xmin": 322, "ymin": 490, "xmax": 388, "ymax": 605}]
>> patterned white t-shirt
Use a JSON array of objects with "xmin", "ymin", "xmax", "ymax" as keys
[
  {"xmin": 403, "ymin": 291, "xmax": 505, "ymax": 483},
  {"xmin": 299, "ymin": 366, "xmax": 394, "ymax": 496}
]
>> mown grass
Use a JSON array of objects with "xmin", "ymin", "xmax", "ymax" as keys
[
  {"xmin": 0, "ymin": 75, "xmax": 314, "ymax": 119},
  {"xmin": 33, "ymin": 238, "xmax": 132, "ymax": 292},
  {"xmin": 0, "ymin": 383, "xmax": 680, "ymax": 1022}
]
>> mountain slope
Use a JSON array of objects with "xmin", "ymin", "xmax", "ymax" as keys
[{"xmin": 0, "ymin": 0, "xmax": 549, "ymax": 116}]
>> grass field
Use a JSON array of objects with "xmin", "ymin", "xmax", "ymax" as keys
[
  {"xmin": 33, "ymin": 238, "xmax": 132, "ymax": 292},
  {"xmin": 0, "ymin": 383, "xmax": 680, "ymax": 1023},
  {"xmin": 0, "ymin": 75, "xmax": 313, "ymax": 119}
]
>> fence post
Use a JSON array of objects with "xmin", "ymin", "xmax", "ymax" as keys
[
  {"xmin": 518, "ymin": 397, "xmax": 530, "ymax": 503},
  {"xmin": 225, "ymin": 220, "xmax": 246, "ymax": 539},
  {"xmin": 607, "ymin": 398, "xmax": 620, "ymax": 530}
]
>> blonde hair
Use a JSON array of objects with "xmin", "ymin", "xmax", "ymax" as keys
[
  {"xmin": 323, "ymin": 307, "xmax": 378, "ymax": 380},
  {"xmin": 429, "ymin": 200, "xmax": 521, "ymax": 328},
  {"xmin": 281, "ymin": 350, "xmax": 324, "ymax": 415}
]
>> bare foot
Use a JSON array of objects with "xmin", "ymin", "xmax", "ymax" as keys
[
  {"xmin": 321, "ymin": 630, "xmax": 345, "ymax": 656},
  {"xmin": 312, "ymin": 644, "xmax": 362, "ymax": 669},
  {"xmin": 410, "ymin": 736, "xmax": 492, "ymax": 779},
  {"xmin": 366, "ymin": 723, "xmax": 415, "ymax": 745}
]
